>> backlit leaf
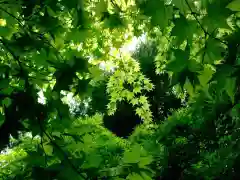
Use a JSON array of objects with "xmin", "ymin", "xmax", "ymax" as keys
[
  {"xmin": 227, "ymin": 0, "xmax": 240, "ymax": 11},
  {"xmin": 43, "ymin": 144, "xmax": 53, "ymax": 156}
]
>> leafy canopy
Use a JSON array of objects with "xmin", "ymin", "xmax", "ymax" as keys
[{"xmin": 1, "ymin": 0, "xmax": 240, "ymax": 179}]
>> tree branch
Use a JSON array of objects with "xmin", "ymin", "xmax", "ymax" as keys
[
  {"xmin": 110, "ymin": 0, "xmax": 123, "ymax": 12},
  {"xmin": 37, "ymin": 119, "xmax": 87, "ymax": 179},
  {"xmin": 0, "ymin": 8, "xmax": 64, "ymax": 62},
  {"xmin": 0, "ymin": 39, "xmax": 24, "ymax": 72},
  {"xmin": 0, "ymin": 7, "xmax": 24, "ymax": 27},
  {"xmin": 184, "ymin": 0, "xmax": 227, "ymax": 46}
]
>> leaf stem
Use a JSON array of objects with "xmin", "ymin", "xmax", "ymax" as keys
[
  {"xmin": 110, "ymin": 0, "xmax": 123, "ymax": 12},
  {"xmin": 184, "ymin": 0, "xmax": 227, "ymax": 45},
  {"xmin": 37, "ymin": 119, "xmax": 87, "ymax": 180},
  {"xmin": 0, "ymin": 7, "xmax": 24, "ymax": 27},
  {"xmin": 0, "ymin": 39, "xmax": 24, "ymax": 72}
]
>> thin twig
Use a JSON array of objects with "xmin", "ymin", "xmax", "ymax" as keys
[
  {"xmin": 0, "ymin": 1, "xmax": 9, "ymax": 4},
  {"xmin": 0, "ymin": 8, "xmax": 64, "ymax": 62},
  {"xmin": 184, "ymin": 0, "xmax": 227, "ymax": 46},
  {"xmin": 110, "ymin": 0, "xmax": 123, "ymax": 12},
  {"xmin": 24, "ymin": 4, "xmax": 46, "ymax": 21},
  {"xmin": 0, "ymin": 7, "xmax": 24, "ymax": 27},
  {"xmin": 37, "ymin": 119, "xmax": 87, "ymax": 180},
  {"xmin": 201, "ymin": 33, "xmax": 207, "ymax": 63},
  {"xmin": 40, "ymin": 131, "xmax": 48, "ymax": 167},
  {"xmin": 0, "ymin": 39, "xmax": 29, "ymax": 89},
  {"xmin": 62, "ymin": 133, "xmax": 84, "ymax": 143},
  {"xmin": 0, "ymin": 39, "xmax": 24, "ymax": 72}
]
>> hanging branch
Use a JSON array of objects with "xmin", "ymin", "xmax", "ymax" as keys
[
  {"xmin": 39, "ymin": 131, "xmax": 48, "ymax": 167},
  {"xmin": 0, "ymin": 39, "xmax": 31, "ymax": 88},
  {"xmin": 110, "ymin": 0, "xmax": 123, "ymax": 12},
  {"xmin": 37, "ymin": 119, "xmax": 87, "ymax": 180},
  {"xmin": 184, "ymin": 0, "xmax": 227, "ymax": 46},
  {"xmin": 0, "ymin": 7, "xmax": 24, "ymax": 27},
  {"xmin": 0, "ymin": 8, "xmax": 64, "ymax": 62},
  {"xmin": 0, "ymin": 39, "xmax": 24, "ymax": 72},
  {"xmin": 0, "ymin": 1, "xmax": 9, "ymax": 4},
  {"xmin": 201, "ymin": 32, "xmax": 208, "ymax": 63}
]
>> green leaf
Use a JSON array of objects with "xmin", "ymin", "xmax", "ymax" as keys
[
  {"xmin": 0, "ymin": 79, "xmax": 9, "ymax": 89},
  {"xmin": 83, "ymin": 154, "xmax": 103, "ymax": 168},
  {"xmin": 73, "ymin": 8, "xmax": 86, "ymax": 27},
  {"xmin": 210, "ymin": 65, "xmax": 233, "ymax": 85},
  {"xmin": 52, "ymin": 131, "xmax": 61, "ymax": 137},
  {"xmin": 140, "ymin": 171, "xmax": 152, "ymax": 180},
  {"xmin": 172, "ymin": 0, "xmax": 192, "ymax": 14},
  {"xmin": 32, "ymin": 50, "xmax": 48, "ymax": 66},
  {"xmin": 133, "ymin": 85, "xmax": 142, "ymax": 94},
  {"xmin": 136, "ymin": 107, "xmax": 144, "ymax": 117},
  {"xmin": 73, "ymin": 56, "xmax": 89, "ymax": 72},
  {"xmin": 225, "ymin": 78, "xmax": 236, "ymax": 103},
  {"xmin": 166, "ymin": 48, "xmax": 190, "ymax": 73},
  {"xmin": 171, "ymin": 15, "xmax": 198, "ymax": 45},
  {"xmin": 200, "ymin": 0, "xmax": 209, "ymax": 8},
  {"xmin": 131, "ymin": 98, "xmax": 139, "ymax": 106},
  {"xmin": 74, "ymin": 79, "xmax": 90, "ymax": 96},
  {"xmin": 43, "ymin": 144, "xmax": 53, "ymax": 156},
  {"xmin": 58, "ymin": 167, "xmax": 84, "ymax": 180},
  {"xmin": 188, "ymin": 60, "xmax": 203, "ymax": 72},
  {"xmin": 0, "ymin": 113, "xmax": 4, "ymax": 126},
  {"xmin": 151, "ymin": 4, "xmax": 173, "ymax": 29},
  {"xmin": 0, "ymin": 27, "xmax": 13, "ymax": 38},
  {"xmin": 227, "ymin": 0, "xmax": 240, "ymax": 11},
  {"xmin": 2, "ymin": 97, "xmax": 12, "ymax": 107},
  {"xmin": 25, "ymin": 151, "xmax": 46, "ymax": 166},
  {"xmin": 83, "ymin": 134, "xmax": 93, "ymax": 143},
  {"xmin": 94, "ymin": 0, "xmax": 108, "ymax": 16},
  {"xmin": 198, "ymin": 38, "xmax": 224, "ymax": 64},
  {"xmin": 127, "ymin": 173, "xmax": 144, "ymax": 180},
  {"xmin": 138, "ymin": 0, "xmax": 173, "ymax": 29},
  {"xmin": 231, "ymin": 103, "xmax": 240, "ymax": 117},
  {"xmin": 198, "ymin": 65, "xmax": 215, "ymax": 87},
  {"xmin": 0, "ymin": 87, "xmax": 13, "ymax": 95},
  {"xmin": 123, "ymin": 144, "xmax": 143, "ymax": 164},
  {"xmin": 203, "ymin": 1, "xmax": 232, "ymax": 31},
  {"xmin": 67, "ymin": 28, "xmax": 89, "ymax": 43},
  {"xmin": 171, "ymin": 68, "xmax": 200, "ymax": 88},
  {"xmin": 123, "ymin": 150, "xmax": 141, "ymax": 164},
  {"xmin": 126, "ymin": 91, "xmax": 134, "ymax": 101},
  {"xmin": 53, "ymin": 66, "xmax": 77, "ymax": 91},
  {"xmin": 31, "ymin": 125, "xmax": 41, "ymax": 137},
  {"xmin": 139, "ymin": 96, "xmax": 147, "ymax": 104},
  {"xmin": 104, "ymin": 13, "xmax": 124, "ymax": 29},
  {"xmin": 38, "ymin": 11, "xmax": 61, "ymax": 32},
  {"xmin": 55, "ymin": 37, "xmax": 65, "ymax": 49},
  {"xmin": 139, "ymin": 156, "xmax": 153, "ymax": 167},
  {"xmin": 184, "ymin": 79, "xmax": 194, "ymax": 96}
]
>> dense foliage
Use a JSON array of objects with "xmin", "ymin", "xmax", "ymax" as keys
[{"xmin": 1, "ymin": 0, "xmax": 240, "ymax": 179}]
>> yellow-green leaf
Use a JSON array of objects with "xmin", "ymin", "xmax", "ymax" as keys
[
  {"xmin": 43, "ymin": 144, "xmax": 53, "ymax": 156},
  {"xmin": 227, "ymin": 0, "xmax": 240, "ymax": 11}
]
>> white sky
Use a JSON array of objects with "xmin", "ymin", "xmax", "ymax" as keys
[{"xmin": 120, "ymin": 34, "xmax": 146, "ymax": 53}]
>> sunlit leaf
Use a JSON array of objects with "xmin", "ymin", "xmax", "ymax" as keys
[
  {"xmin": 123, "ymin": 150, "xmax": 141, "ymax": 164},
  {"xmin": 227, "ymin": 0, "xmax": 240, "ymax": 11},
  {"xmin": 225, "ymin": 77, "xmax": 236, "ymax": 103},
  {"xmin": 43, "ymin": 144, "xmax": 53, "ymax": 156},
  {"xmin": 127, "ymin": 173, "xmax": 144, "ymax": 180},
  {"xmin": 139, "ymin": 155, "xmax": 153, "ymax": 167}
]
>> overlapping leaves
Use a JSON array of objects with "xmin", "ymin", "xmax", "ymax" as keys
[{"xmin": 2, "ymin": 0, "xmax": 240, "ymax": 179}]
